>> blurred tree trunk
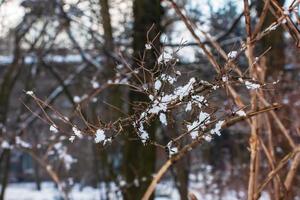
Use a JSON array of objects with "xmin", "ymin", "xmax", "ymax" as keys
[
  {"xmin": 91, "ymin": 0, "xmax": 118, "ymax": 196},
  {"xmin": 173, "ymin": 154, "xmax": 190, "ymax": 200},
  {"xmin": 256, "ymin": 0, "xmax": 285, "ymax": 79},
  {"xmin": 122, "ymin": 1, "xmax": 163, "ymax": 199},
  {"xmin": 0, "ymin": 149, "xmax": 11, "ymax": 200},
  {"xmin": 99, "ymin": 0, "xmax": 114, "ymax": 75},
  {"xmin": 0, "ymin": 35, "xmax": 22, "ymax": 200},
  {"xmin": 166, "ymin": 119, "xmax": 190, "ymax": 200}
]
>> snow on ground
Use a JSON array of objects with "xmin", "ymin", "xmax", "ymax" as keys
[
  {"xmin": 3, "ymin": 181, "xmax": 271, "ymax": 200},
  {"xmin": 4, "ymin": 182, "xmax": 101, "ymax": 200}
]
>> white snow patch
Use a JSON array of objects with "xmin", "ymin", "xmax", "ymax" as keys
[
  {"xmin": 159, "ymin": 113, "xmax": 167, "ymax": 126},
  {"xmin": 245, "ymin": 81, "xmax": 260, "ymax": 90},
  {"xmin": 154, "ymin": 79, "xmax": 162, "ymax": 91},
  {"xmin": 72, "ymin": 127, "xmax": 83, "ymax": 138},
  {"xmin": 50, "ymin": 125, "xmax": 58, "ymax": 133},
  {"xmin": 94, "ymin": 129, "xmax": 106, "ymax": 143},
  {"xmin": 210, "ymin": 120, "xmax": 224, "ymax": 136},
  {"xmin": 227, "ymin": 51, "xmax": 237, "ymax": 59},
  {"xmin": 145, "ymin": 43, "xmax": 152, "ymax": 50},
  {"xmin": 26, "ymin": 91, "xmax": 34, "ymax": 96},
  {"xmin": 236, "ymin": 110, "xmax": 246, "ymax": 117}
]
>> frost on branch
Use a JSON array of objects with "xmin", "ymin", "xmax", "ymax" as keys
[
  {"xmin": 187, "ymin": 111, "xmax": 210, "ymax": 139},
  {"xmin": 135, "ymin": 122, "xmax": 149, "ymax": 144},
  {"xmin": 159, "ymin": 113, "xmax": 167, "ymax": 126},
  {"xmin": 154, "ymin": 79, "xmax": 162, "ymax": 91},
  {"xmin": 160, "ymin": 74, "xmax": 176, "ymax": 84},
  {"xmin": 245, "ymin": 80, "xmax": 260, "ymax": 90},
  {"xmin": 15, "ymin": 136, "xmax": 32, "ymax": 148},
  {"xmin": 90, "ymin": 80, "xmax": 100, "ymax": 89},
  {"xmin": 94, "ymin": 129, "xmax": 106, "ymax": 143},
  {"xmin": 73, "ymin": 96, "xmax": 81, "ymax": 103},
  {"xmin": 210, "ymin": 120, "xmax": 224, "ymax": 136},
  {"xmin": 135, "ymin": 77, "xmax": 198, "ymax": 143},
  {"xmin": 70, "ymin": 127, "xmax": 83, "ymax": 142},
  {"xmin": 157, "ymin": 49, "xmax": 174, "ymax": 64},
  {"xmin": 50, "ymin": 124, "xmax": 58, "ymax": 133},
  {"xmin": 145, "ymin": 43, "xmax": 152, "ymax": 50},
  {"xmin": 185, "ymin": 95, "xmax": 207, "ymax": 112},
  {"xmin": 167, "ymin": 141, "xmax": 178, "ymax": 157},
  {"xmin": 1, "ymin": 140, "xmax": 12, "ymax": 149},
  {"xmin": 25, "ymin": 90, "xmax": 34, "ymax": 96},
  {"xmin": 69, "ymin": 135, "xmax": 75, "ymax": 143},
  {"xmin": 227, "ymin": 51, "xmax": 238, "ymax": 59},
  {"xmin": 236, "ymin": 110, "xmax": 246, "ymax": 117}
]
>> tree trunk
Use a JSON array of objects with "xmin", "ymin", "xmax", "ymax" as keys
[
  {"xmin": 0, "ymin": 149, "xmax": 11, "ymax": 200},
  {"xmin": 92, "ymin": 0, "xmax": 120, "ymax": 198},
  {"xmin": 173, "ymin": 154, "xmax": 190, "ymax": 200},
  {"xmin": 122, "ymin": 1, "xmax": 163, "ymax": 199},
  {"xmin": 0, "ymin": 34, "xmax": 22, "ymax": 200},
  {"xmin": 99, "ymin": 0, "xmax": 115, "ymax": 77}
]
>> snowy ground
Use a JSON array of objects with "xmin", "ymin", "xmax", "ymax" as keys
[{"xmin": 3, "ymin": 181, "xmax": 272, "ymax": 200}]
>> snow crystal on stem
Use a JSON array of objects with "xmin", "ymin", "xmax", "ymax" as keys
[
  {"xmin": 236, "ymin": 110, "xmax": 246, "ymax": 117},
  {"xmin": 137, "ymin": 77, "xmax": 198, "ymax": 143},
  {"xmin": 94, "ymin": 129, "xmax": 106, "ymax": 143},
  {"xmin": 1, "ymin": 140, "xmax": 11, "ymax": 149},
  {"xmin": 69, "ymin": 135, "xmax": 75, "ymax": 143},
  {"xmin": 222, "ymin": 76, "xmax": 228, "ymax": 82},
  {"xmin": 50, "ymin": 125, "xmax": 58, "ymax": 133},
  {"xmin": 116, "ymin": 64, "xmax": 124, "ymax": 70},
  {"xmin": 154, "ymin": 79, "xmax": 162, "ymax": 91},
  {"xmin": 145, "ymin": 43, "xmax": 152, "ymax": 50},
  {"xmin": 73, "ymin": 96, "xmax": 81, "ymax": 103},
  {"xmin": 137, "ymin": 123, "xmax": 149, "ymax": 144},
  {"xmin": 91, "ymin": 80, "xmax": 100, "ymax": 89},
  {"xmin": 161, "ymin": 74, "xmax": 176, "ymax": 84},
  {"xmin": 15, "ymin": 136, "xmax": 31, "ymax": 148},
  {"xmin": 103, "ymin": 137, "xmax": 112, "ymax": 145},
  {"xmin": 72, "ymin": 127, "xmax": 83, "ymax": 138},
  {"xmin": 26, "ymin": 90, "xmax": 34, "ymax": 96},
  {"xmin": 245, "ymin": 81, "xmax": 260, "ymax": 90},
  {"xmin": 212, "ymin": 85, "xmax": 219, "ymax": 90},
  {"xmin": 185, "ymin": 101, "xmax": 192, "ymax": 112},
  {"xmin": 228, "ymin": 51, "xmax": 237, "ymax": 59},
  {"xmin": 187, "ymin": 111, "xmax": 210, "ymax": 139},
  {"xmin": 203, "ymin": 135, "xmax": 212, "ymax": 142},
  {"xmin": 174, "ymin": 77, "xmax": 196, "ymax": 100},
  {"xmin": 120, "ymin": 180, "xmax": 127, "ymax": 187},
  {"xmin": 167, "ymin": 141, "xmax": 178, "ymax": 157},
  {"xmin": 149, "ymin": 94, "xmax": 154, "ymax": 101},
  {"xmin": 190, "ymin": 130, "xmax": 199, "ymax": 140},
  {"xmin": 210, "ymin": 120, "xmax": 224, "ymax": 136},
  {"xmin": 157, "ymin": 50, "xmax": 173, "ymax": 64},
  {"xmin": 199, "ymin": 111, "xmax": 210, "ymax": 123},
  {"xmin": 191, "ymin": 95, "xmax": 206, "ymax": 109},
  {"xmin": 150, "ymin": 77, "xmax": 197, "ymax": 115},
  {"xmin": 159, "ymin": 113, "xmax": 167, "ymax": 126}
]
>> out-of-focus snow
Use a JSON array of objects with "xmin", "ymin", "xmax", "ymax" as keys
[
  {"xmin": 0, "ymin": 54, "xmax": 84, "ymax": 66},
  {"xmin": 4, "ymin": 182, "xmax": 102, "ymax": 200},
  {"xmin": 4, "ymin": 180, "xmax": 271, "ymax": 200}
]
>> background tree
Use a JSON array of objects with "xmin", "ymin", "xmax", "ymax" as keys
[{"xmin": 122, "ymin": 0, "xmax": 163, "ymax": 199}]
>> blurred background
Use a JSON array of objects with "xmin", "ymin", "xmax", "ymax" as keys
[{"xmin": 0, "ymin": 0, "xmax": 299, "ymax": 199}]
